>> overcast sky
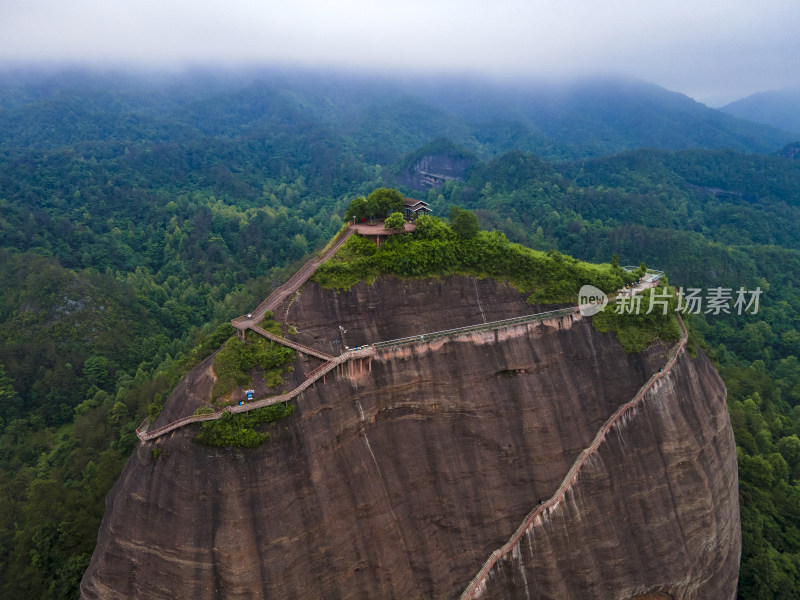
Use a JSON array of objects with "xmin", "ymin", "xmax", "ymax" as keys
[{"xmin": 2, "ymin": 0, "xmax": 799, "ymax": 105}]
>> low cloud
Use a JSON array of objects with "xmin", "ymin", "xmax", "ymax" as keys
[{"xmin": 1, "ymin": 0, "xmax": 799, "ymax": 103}]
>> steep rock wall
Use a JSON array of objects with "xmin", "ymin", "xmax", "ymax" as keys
[
  {"xmin": 285, "ymin": 276, "xmax": 563, "ymax": 351},
  {"xmin": 81, "ymin": 276, "xmax": 738, "ymax": 599},
  {"xmin": 470, "ymin": 349, "xmax": 740, "ymax": 600}
]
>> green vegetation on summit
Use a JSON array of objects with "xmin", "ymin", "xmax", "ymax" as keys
[
  {"xmin": 325, "ymin": 197, "xmax": 680, "ymax": 353},
  {"xmin": 593, "ymin": 285, "xmax": 682, "ymax": 353},
  {"xmin": 344, "ymin": 187, "xmax": 405, "ymax": 222},
  {"xmin": 384, "ymin": 212, "xmax": 406, "ymax": 230},
  {"xmin": 316, "ymin": 207, "xmax": 637, "ymax": 306}
]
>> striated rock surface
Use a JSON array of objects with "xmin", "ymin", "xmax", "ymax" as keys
[
  {"xmin": 283, "ymin": 276, "xmax": 567, "ymax": 351},
  {"xmin": 81, "ymin": 275, "xmax": 739, "ymax": 599},
  {"xmin": 466, "ymin": 346, "xmax": 740, "ymax": 600},
  {"xmin": 399, "ymin": 153, "xmax": 475, "ymax": 190}
]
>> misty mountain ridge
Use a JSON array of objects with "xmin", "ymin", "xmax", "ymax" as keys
[
  {"xmin": 721, "ymin": 87, "xmax": 800, "ymax": 134},
  {"xmin": 0, "ymin": 70, "xmax": 794, "ymax": 162}
]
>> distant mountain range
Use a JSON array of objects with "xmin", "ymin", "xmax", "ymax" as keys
[
  {"xmin": 0, "ymin": 70, "xmax": 795, "ymax": 162},
  {"xmin": 410, "ymin": 76, "xmax": 796, "ymax": 157},
  {"xmin": 720, "ymin": 88, "xmax": 800, "ymax": 134}
]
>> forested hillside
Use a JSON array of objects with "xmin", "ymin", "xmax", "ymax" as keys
[
  {"xmin": 0, "ymin": 70, "xmax": 798, "ymax": 598},
  {"xmin": 1, "ymin": 70, "xmax": 795, "ymax": 160}
]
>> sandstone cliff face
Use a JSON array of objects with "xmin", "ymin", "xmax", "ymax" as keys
[
  {"xmin": 81, "ymin": 276, "xmax": 739, "ymax": 599},
  {"xmin": 468, "ymin": 349, "xmax": 740, "ymax": 600},
  {"xmin": 284, "ymin": 276, "xmax": 565, "ymax": 351}
]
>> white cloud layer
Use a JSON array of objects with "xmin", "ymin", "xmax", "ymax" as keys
[{"xmin": 2, "ymin": 0, "xmax": 799, "ymax": 104}]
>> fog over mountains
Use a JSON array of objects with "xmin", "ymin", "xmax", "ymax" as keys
[
  {"xmin": 721, "ymin": 88, "xmax": 800, "ymax": 134},
  {"xmin": 0, "ymin": 70, "xmax": 795, "ymax": 163}
]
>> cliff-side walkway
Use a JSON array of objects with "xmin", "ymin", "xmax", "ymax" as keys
[
  {"xmin": 249, "ymin": 324, "xmax": 333, "ymax": 361},
  {"xmin": 458, "ymin": 312, "xmax": 688, "ymax": 600},
  {"xmin": 231, "ymin": 224, "xmax": 354, "ymax": 332},
  {"xmin": 136, "ymin": 307, "xmax": 576, "ymax": 441},
  {"xmin": 137, "ymin": 271, "xmax": 665, "ymax": 441},
  {"xmin": 136, "ymin": 347, "xmax": 374, "ymax": 441},
  {"xmin": 135, "ymin": 278, "xmax": 662, "ymax": 442}
]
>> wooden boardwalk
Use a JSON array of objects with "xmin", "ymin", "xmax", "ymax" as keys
[
  {"xmin": 249, "ymin": 324, "xmax": 333, "ymax": 361},
  {"xmin": 231, "ymin": 224, "xmax": 354, "ymax": 333},
  {"xmin": 135, "ymin": 284, "xmax": 666, "ymax": 443},
  {"xmin": 136, "ymin": 347, "xmax": 374, "ymax": 441},
  {"xmin": 136, "ymin": 307, "xmax": 582, "ymax": 441}
]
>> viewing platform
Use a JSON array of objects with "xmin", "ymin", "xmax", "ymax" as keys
[{"xmin": 354, "ymin": 221, "xmax": 415, "ymax": 246}]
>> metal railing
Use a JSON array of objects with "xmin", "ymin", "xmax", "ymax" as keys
[{"xmin": 371, "ymin": 307, "xmax": 576, "ymax": 350}]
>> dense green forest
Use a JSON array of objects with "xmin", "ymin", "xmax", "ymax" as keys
[{"xmin": 0, "ymin": 70, "xmax": 799, "ymax": 598}]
